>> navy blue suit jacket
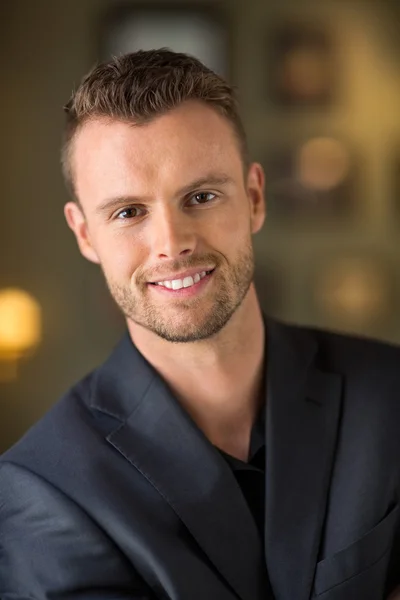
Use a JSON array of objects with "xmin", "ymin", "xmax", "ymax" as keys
[{"xmin": 1, "ymin": 319, "xmax": 400, "ymax": 599}]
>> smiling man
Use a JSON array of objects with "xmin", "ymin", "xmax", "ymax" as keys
[
  {"xmin": 0, "ymin": 50, "xmax": 400, "ymax": 600},
  {"xmin": 68, "ymin": 105, "xmax": 259, "ymax": 347}
]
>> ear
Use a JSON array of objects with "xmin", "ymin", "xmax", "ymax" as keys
[
  {"xmin": 246, "ymin": 162, "xmax": 266, "ymax": 234},
  {"xmin": 64, "ymin": 202, "xmax": 100, "ymax": 264}
]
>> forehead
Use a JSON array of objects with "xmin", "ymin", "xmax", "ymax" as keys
[{"xmin": 72, "ymin": 101, "xmax": 243, "ymax": 204}]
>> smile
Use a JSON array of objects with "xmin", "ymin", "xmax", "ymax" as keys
[{"xmin": 153, "ymin": 270, "xmax": 213, "ymax": 290}]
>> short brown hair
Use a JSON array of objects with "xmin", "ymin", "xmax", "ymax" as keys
[{"xmin": 62, "ymin": 48, "xmax": 249, "ymax": 197}]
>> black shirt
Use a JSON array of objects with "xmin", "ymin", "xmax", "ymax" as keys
[{"xmin": 216, "ymin": 405, "xmax": 266, "ymax": 544}]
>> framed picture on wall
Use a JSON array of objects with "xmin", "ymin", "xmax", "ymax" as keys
[
  {"xmin": 267, "ymin": 22, "xmax": 335, "ymax": 108},
  {"xmin": 99, "ymin": 3, "xmax": 230, "ymax": 78},
  {"xmin": 262, "ymin": 136, "xmax": 357, "ymax": 223}
]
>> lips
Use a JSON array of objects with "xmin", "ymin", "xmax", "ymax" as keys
[
  {"xmin": 149, "ymin": 266, "xmax": 215, "ymax": 283},
  {"xmin": 147, "ymin": 267, "xmax": 215, "ymax": 295},
  {"xmin": 153, "ymin": 270, "xmax": 211, "ymax": 290}
]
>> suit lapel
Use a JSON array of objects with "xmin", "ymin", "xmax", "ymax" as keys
[
  {"xmin": 91, "ymin": 334, "xmax": 267, "ymax": 600},
  {"xmin": 265, "ymin": 321, "xmax": 343, "ymax": 600}
]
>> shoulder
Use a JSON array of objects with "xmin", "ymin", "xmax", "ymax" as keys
[
  {"xmin": 269, "ymin": 318, "xmax": 400, "ymax": 402},
  {"xmin": 269, "ymin": 319, "xmax": 400, "ymax": 435},
  {"xmin": 271, "ymin": 317, "xmax": 400, "ymax": 368},
  {"xmin": 0, "ymin": 332, "xmax": 154, "ymax": 486},
  {"xmin": 0, "ymin": 368, "xmax": 100, "ymax": 477}
]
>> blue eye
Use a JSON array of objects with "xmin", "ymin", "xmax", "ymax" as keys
[{"xmin": 189, "ymin": 192, "xmax": 216, "ymax": 205}]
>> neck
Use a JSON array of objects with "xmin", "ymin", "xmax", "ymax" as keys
[{"xmin": 127, "ymin": 285, "xmax": 266, "ymax": 456}]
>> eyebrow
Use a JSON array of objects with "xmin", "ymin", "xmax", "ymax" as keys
[{"xmin": 95, "ymin": 173, "xmax": 235, "ymax": 216}]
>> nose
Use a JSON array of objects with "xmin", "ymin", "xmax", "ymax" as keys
[{"xmin": 150, "ymin": 205, "xmax": 197, "ymax": 260}]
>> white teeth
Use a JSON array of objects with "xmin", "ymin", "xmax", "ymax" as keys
[
  {"xmin": 183, "ymin": 276, "xmax": 194, "ymax": 288},
  {"xmin": 155, "ymin": 270, "xmax": 211, "ymax": 290}
]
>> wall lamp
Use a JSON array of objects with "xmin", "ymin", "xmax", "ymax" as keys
[{"xmin": 0, "ymin": 288, "xmax": 42, "ymax": 381}]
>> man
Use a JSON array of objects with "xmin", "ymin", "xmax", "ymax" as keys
[{"xmin": 0, "ymin": 49, "xmax": 399, "ymax": 600}]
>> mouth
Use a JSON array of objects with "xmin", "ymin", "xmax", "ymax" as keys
[{"xmin": 148, "ymin": 268, "xmax": 215, "ymax": 296}]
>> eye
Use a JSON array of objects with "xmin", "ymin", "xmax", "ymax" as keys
[
  {"xmin": 116, "ymin": 206, "xmax": 144, "ymax": 220},
  {"xmin": 187, "ymin": 192, "xmax": 216, "ymax": 206}
]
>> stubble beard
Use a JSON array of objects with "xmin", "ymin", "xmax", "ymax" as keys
[{"xmin": 104, "ymin": 243, "xmax": 255, "ymax": 343}]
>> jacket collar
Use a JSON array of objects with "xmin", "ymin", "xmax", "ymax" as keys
[
  {"xmin": 265, "ymin": 320, "xmax": 343, "ymax": 600},
  {"xmin": 90, "ymin": 331, "xmax": 269, "ymax": 600},
  {"xmin": 90, "ymin": 318, "xmax": 342, "ymax": 600}
]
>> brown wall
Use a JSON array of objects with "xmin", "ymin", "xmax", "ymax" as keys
[{"xmin": 1, "ymin": 0, "xmax": 400, "ymax": 451}]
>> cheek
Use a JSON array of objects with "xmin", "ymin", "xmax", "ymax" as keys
[
  {"xmin": 212, "ymin": 206, "xmax": 251, "ymax": 245},
  {"xmin": 94, "ymin": 230, "xmax": 145, "ymax": 281}
]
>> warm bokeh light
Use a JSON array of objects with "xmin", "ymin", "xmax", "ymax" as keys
[
  {"xmin": 0, "ymin": 288, "xmax": 42, "ymax": 359},
  {"xmin": 315, "ymin": 259, "xmax": 390, "ymax": 325},
  {"xmin": 296, "ymin": 137, "xmax": 351, "ymax": 192}
]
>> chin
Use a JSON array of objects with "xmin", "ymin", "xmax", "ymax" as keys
[{"xmin": 154, "ymin": 311, "xmax": 233, "ymax": 343}]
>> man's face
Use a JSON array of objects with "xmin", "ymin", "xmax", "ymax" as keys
[{"xmin": 65, "ymin": 101, "xmax": 265, "ymax": 342}]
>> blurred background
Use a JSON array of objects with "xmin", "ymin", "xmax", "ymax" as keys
[{"xmin": 1, "ymin": 0, "xmax": 400, "ymax": 451}]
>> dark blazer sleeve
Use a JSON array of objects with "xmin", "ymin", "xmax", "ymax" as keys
[
  {"xmin": 0, "ymin": 462, "xmax": 157, "ymax": 599},
  {"xmin": 385, "ymin": 526, "xmax": 400, "ymax": 595}
]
